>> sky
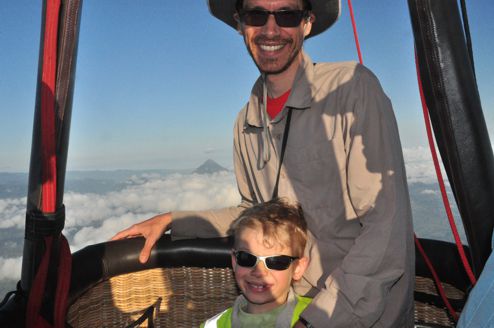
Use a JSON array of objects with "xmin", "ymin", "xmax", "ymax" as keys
[{"xmin": 1, "ymin": 0, "xmax": 493, "ymax": 172}]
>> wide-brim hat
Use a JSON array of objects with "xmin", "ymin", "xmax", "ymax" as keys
[{"xmin": 207, "ymin": 0, "xmax": 340, "ymax": 39}]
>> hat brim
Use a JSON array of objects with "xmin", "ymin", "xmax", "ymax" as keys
[{"xmin": 208, "ymin": 0, "xmax": 341, "ymax": 39}]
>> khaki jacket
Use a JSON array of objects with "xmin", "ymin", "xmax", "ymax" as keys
[{"xmin": 172, "ymin": 52, "xmax": 415, "ymax": 327}]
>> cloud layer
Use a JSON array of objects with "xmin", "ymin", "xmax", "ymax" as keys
[
  {"xmin": 0, "ymin": 171, "xmax": 240, "ymax": 281},
  {"xmin": 402, "ymin": 146, "xmax": 443, "ymax": 184},
  {"xmin": 0, "ymin": 257, "xmax": 22, "ymax": 283},
  {"xmin": 0, "ymin": 146, "xmax": 446, "ymax": 281}
]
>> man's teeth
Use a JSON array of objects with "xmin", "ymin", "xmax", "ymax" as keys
[{"xmin": 260, "ymin": 44, "xmax": 283, "ymax": 51}]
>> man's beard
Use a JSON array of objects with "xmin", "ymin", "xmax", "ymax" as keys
[{"xmin": 246, "ymin": 36, "xmax": 301, "ymax": 75}]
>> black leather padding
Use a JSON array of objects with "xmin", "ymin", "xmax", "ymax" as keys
[
  {"xmin": 69, "ymin": 235, "xmax": 233, "ymax": 304},
  {"xmin": 408, "ymin": 0, "xmax": 494, "ymax": 277},
  {"xmin": 415, "ymin": 238, "xmax": 471, "ymax": 294}
]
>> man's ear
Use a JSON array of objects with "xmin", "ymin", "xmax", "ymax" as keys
[
  {"xmin": 234, "ymin": 13, "xmax": 244, "ymax": 35},
  {"xmin": 303, "ymin": 14, "xmax": 315, "ymax": 38},
  {"xmin": 292, "ymin": 256, "xmax": 309, "ymax": 281}
]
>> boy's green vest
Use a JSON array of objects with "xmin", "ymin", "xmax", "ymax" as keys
[{"xmin": 200, "ymin": 295, "xmax": 312, "ymax": 328}]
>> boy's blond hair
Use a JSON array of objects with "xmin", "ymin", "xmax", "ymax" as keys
[{"xmin": 230, "ymin": 198, "xmax": 308, "ymax": 257}]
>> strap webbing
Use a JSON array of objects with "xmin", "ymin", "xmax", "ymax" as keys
[
  {"xmin": 272, "ymin": 108, "xmax": 293, "ymax": 199},
  {"xmin": 40, "ymin": 0, "xmax": 61, "ymax": 213}
]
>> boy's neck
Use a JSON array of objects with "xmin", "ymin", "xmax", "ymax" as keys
[
  {"xmin": 245, "ymin": 292, "xmax": 289, "ymax": 314},
  {"xmin": 245, "ymin": 300, "xmax": 286, "ymax": 314}
]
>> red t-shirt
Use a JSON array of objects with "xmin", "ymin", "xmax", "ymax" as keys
[{"xmin": 267, "ymin": 89, "xmax": 291, "ymax": 120}]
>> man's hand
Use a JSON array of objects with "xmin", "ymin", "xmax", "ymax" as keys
[{"xmin": 110, "ymin": 212, "xmax": 172, "ymax": 263}]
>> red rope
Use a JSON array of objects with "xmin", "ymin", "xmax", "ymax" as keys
[
  {"xmin": 414, "ymin": 235, "xmax": 459, "ymax": 321},
  {"xmin": 347, "ymin": 0, "xmax": 475, "ymax": 319},
  {"xmin": 347, "ymin": 0, "xmax": 364, "ymax": 65},
  {"xmin": 414, "ymin": 50, "xmax": 477, "ymax": 286},
  {"xmin": 41, "ymin": 0, "xmax": 61, "ymax": 213}
]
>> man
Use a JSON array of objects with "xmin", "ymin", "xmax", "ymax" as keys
[{"xmin": 112, "ymin": 0, "xmax": 415, "ymax": 326}]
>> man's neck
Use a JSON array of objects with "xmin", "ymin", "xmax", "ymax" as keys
[
  {"xmin": 265, "ymin": 74, "xmax": 293, "ymax": 99},
  {"xmin": 264, "ymin": 54, "xmax": 303, "ymax": 98}
]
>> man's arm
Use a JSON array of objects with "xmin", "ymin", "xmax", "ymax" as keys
[{"xmin": 302, "ymin": 66, "xmax": 414, "ymax": 327}]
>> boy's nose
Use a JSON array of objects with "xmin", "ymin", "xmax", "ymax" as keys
[{"xmin": 251, "ymin": 261, "xmax": 269, "ymax": 276}]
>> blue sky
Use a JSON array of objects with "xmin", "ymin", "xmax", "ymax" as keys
[{"xmin": 1, "ymin": 0, "xmax": 493, "ymax": 171}]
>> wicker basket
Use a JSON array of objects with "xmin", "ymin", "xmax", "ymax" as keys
[
  {"xmin": 414, "ymin": 276, "xmax": 464, "ymax": 327},
  {"xmin": 67, "ymin": 267, "xmax": 239, "ymax": 328},
  {"xmin": 67, "ymin": 266, "xmax": 465, "ymax": 328}
]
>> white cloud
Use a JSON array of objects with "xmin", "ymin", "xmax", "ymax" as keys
[
  {"xmin": 0, "ymin": 198, "xmax": 26, "ymax": 229},
  {"xmin": 402, "ymin": 146, "xmax": 449, "ymax": 184},
  {"xmin": 63, "ymin": 171, "xmax": 240, "ymax": 251},
  {"xmin": 0, "ymin": 172, "xmax": 240, "ymax": 242},
  {"xmin": 0, "ymin": 257, "xmax": 22, "ymax": 281},
  {"xmin": 0, "ymin": 150, "xmax": 459, "ymax": 281},
  {"xmin": 0, "ymin": 149, "xmax": 451, "ymax": 240},
  {"xmin": 70, "ymin": 212, "xmax": 143, "ymax": 250},
  {"xmin": 0, "ymin": 172, "xmax": 240, "ymax": 278}
]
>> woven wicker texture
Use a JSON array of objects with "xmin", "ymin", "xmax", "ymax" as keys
[
  {"xmin": 67, "ymin": 267, "xmax": 239, "ymax": 327},
  {"xmin": 414, "ymin": 276, "xmax": 464, "ymax": 327},
  {"xmin": 67, "ymin": 269, "xmax": 465, "ymax": 327}
]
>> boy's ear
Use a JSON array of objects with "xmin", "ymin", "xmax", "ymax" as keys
[
  {"xmin": 231, "ymin": 253, "xmax": 236, "ymax": 272},
  {"xmin": 292, "ymin": 256, "xmax": 309, "ymax": 281}
]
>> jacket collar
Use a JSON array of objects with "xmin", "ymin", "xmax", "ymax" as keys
[{"xmin": 244, "ymin": 51, "xmax": 315, "ymax": 128}]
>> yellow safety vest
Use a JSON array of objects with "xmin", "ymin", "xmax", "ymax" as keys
[{"xmin": 201, "ymin": 295, "xmax": 312, "ymax": 328}]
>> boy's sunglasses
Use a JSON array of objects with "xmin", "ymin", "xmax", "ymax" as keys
[
  {"xmin": 233, "ymin": 250, "xmax": 299, "ymax": 271},
  {"xmin": 238, "ymin": 9, "xmax": 308, "ymax": 28}
]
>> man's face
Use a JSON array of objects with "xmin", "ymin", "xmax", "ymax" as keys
[
  {"xmin": 237, "ymin": 0, "xmax": 312, "ymax": 76},
  {"xmin": 232, "ymin": 226, "xmax": 306, "ymax": 314}
]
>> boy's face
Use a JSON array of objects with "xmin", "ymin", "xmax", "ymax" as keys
[{"xmin": 232, "ymin": 226, "xmax": 308, "ymax": 314}]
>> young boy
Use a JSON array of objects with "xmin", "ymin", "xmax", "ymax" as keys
[{"xmin": 201, "ymin": 198, "xmax": 311, "ymax": 328}]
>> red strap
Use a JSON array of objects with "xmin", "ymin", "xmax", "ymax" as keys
[
  {"xmin": 26, "ymin": 0, "xmax": 69, "ymax": 326},
  {"xmin": 26, "ymin": 236, "xmax": 53, "ymax": 328},
  {"xmin": 26, "ymin": 235, "xmax": 72, "ymax": 328},
  {"xmin": 54, "ymin": 235, "xmax": 72, "ymax": 328},
  {"xmin": 33, "ymin": 317, "xmax": 52, "ymax": 328},
  {"xmin": 41, "ymin": 0, "xmax": 61, "ymax": 213}
]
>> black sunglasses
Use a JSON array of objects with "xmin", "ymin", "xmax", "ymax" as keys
[
  {"xmin": 233, "ymin": 250, "xmax": 299, "ymax": 271},
  {"xmin": 239, "ymin": 9, "xmax": 308, "ymax": 28}
]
